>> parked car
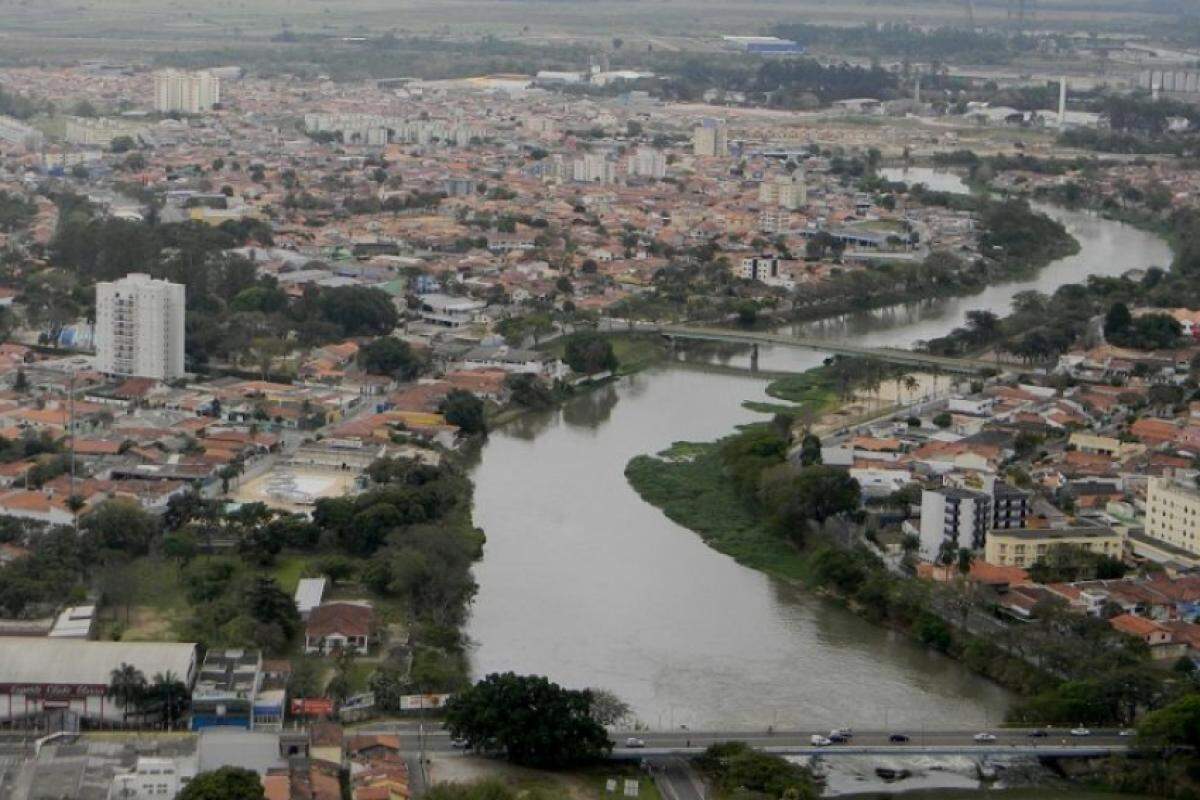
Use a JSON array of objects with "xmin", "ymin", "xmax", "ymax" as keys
[
  {"xmin": 1028, "ymin": 730, "xmax": 1048, "ymax": 738},
  {"xmin": 974, "ymin": 732, "xmax": 997, "ymax": 742},
  {"xmin": 625, "ymin": 737, "xmax": 646, "ymax": 748},
  {"xmin": 1070, "ymin": 728, "xmax": 1091, "ymax": 737},
  {"xmin": 450, "ymin": 738, "xmax": 470, "ymax": 749},
  {"xmin": 889, "ymin": 734, "xmax": 910, "ymax": 743},
  {"xmin": 811, "ymin": 735, "xmax": 833, "ymax": 747}
]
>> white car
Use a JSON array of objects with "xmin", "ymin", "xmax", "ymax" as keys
[
  {"xmin": 973, "ymin": 732, "xmax": 997, "ymax": 742},
  {"xmin": 810, "ymin": 735, "xmax": 833, "ymax": 747},
  {"xmin": 625, "ymin": 737, "xmax": 646, "ymax": 748},
  {"xmin": 450, "ymin": 738, "xmax": 469, "ymax": 749},
  {"xmin": 1119, "ymin": 729, "xmax": 1137, "ymax": 737},
  {"xmin": 1070, "ymin": 728, "xmax": 1091, "ymax": 737}
]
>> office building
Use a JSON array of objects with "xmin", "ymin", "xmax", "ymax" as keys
[
  {"xmin": 95, "ymin": 273, "xmax": 186, "ymax": 381},
  {"xmin": 985, "ymin": 526, "xmax": 1125, "ymax": 569},
  {"xmin": 919, "ymin": 486, "xmax": 992, "ymax": 559},
  {"xmin": 993, "ymin": 482, "xmax": 1031, "ymax": 530},
  {"xmin": 692, "ymin": 119, "xmax": 728, "ymax": 157},
  {"xmin": 739, "ymin": 255, "xmax": 796, "ymax": 290},
  {"xmin": 1146, "ymin": 476, "xmax": 1200, "ymax": 556},
  {"xmin": 153, "ymin": 69, "xmax": 221, "ymax": 114},
  {"xmin": 627, "ymin": 146, "xmax": 666, "ymax": 179}
]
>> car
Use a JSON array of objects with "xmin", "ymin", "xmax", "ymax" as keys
[
  {"xmin": 889, "ymin": 734, "xmax": 910, "ymax": 743},
  {"xmin": 810, "ymin": 735, "xmax": 833, "ymax": 747},
  {"xmin": 827, "ymin": 733, "xmax": 849, "ymax": 743},
  {"xmin": 1070, "ymin": 728, "xmax": 1092, "ymax": 737},
  {"xmin": 830, "ymin": 728, "xmax": 854, "ymax": 739},
  {"xmin": 973, "ymin": 732, "xmax": 997, "ymax": 742},
  {"xmin": 624, "ymin": 737, "xmax": 646, "ymax": 748},
  {"xmin": 450, "ymin": 738, "xmax": 470, "ymax": 749},
  {"xmin": 1028, "ymin": 730, "xmax": 1048, "ymax": 738},
  {"xmin": 1119, "ymin": 729, "xmax": 1137, "ymax": 737}
]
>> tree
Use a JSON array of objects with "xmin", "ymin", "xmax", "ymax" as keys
[
  {"xmin": 563, "ymin": 332, "xmax": 618, "ymax": 375},
  {"xmin": 798, "ymin": 433, "xmax": 822, "ymax": 466},
  {"xmin": 759, "ymin": 464, "xmax": 861, "ymax": 542},
  {"xmin": 83, "ymin": 498, "xmax": 159, "ymax": 557},
  {"xmin": 588, "ymin": 688, "xmax": 631, "ymax": 726},
  {"xmin": 1104, "ymin": 302, "xmax": 1132, "ymax": 338},
  {"xmin": 244, "ymin": 576, "xmax": 301, "ymax": 644},
  {"xmin": 318, "ymin": 286, "xmax": 399, "ymax": 336},
  {"xmin": 444, "ymin": 672, "xmax": 612, "ymax": 767},
  {"xmin": 358, "ymin": 337, "xmax": 423, "ymax": 380},
  {"xmin": 440, "ymin": 390, "xmax": 487, "ymax": 436},
  {"xmin": 505, "ymin": 373, "xmax": 554, "ymax": 409},
  {"xmin": 108, "ymin": 662, "xmax": 147, "ymax": 720},
  {"xmin": 177, "ymin": 767, "xmax": 265, "ymax": 800},
  {"xmin": 109, "ymin": 135, "xmax": 135, "ymax": 153},
  {"xmin": 932, "ymin": 411, "xmax": 952, "ymax": 429}
]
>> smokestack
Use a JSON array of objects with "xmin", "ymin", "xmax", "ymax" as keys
[
  {"xmin": 1058, "ymin": 77, "xmax": 1067, "ymax": 128},
  {"xmin": 915, "ymin": 75, "xmax": 921, "ymax": 105}
]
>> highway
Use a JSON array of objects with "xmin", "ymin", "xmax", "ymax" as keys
[{"xmin": 362, "ymin": 725, "xmax": 1133, "ymax": 758}]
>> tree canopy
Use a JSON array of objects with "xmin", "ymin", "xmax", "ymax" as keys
[
  {"xmin": 177, "ymin": 767, "xmax": 264, "ymax": 800},
  {"xmin": 444, "ymin": 672, "xmax": 612, "ymax": 767}
]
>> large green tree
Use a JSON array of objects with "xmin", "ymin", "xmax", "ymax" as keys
[
  {"xmin": 563, "ymin": 332, "xmax": 618, "ymax": 375},
  {"xmin": 444, "ymin": 673, "xmax": 612, "ymax": 767},
  {"xmin": 358, "ymin": 337, "xmax": 423, "ymax": 379},
  {"xmin": 440, "ymin": 390, "xmax": 487, "ymax": 436},
  {"xmin": 83, "ymin": 498, "xmax": 159, "ymax": 556},
  {"xmin": 177, "ymin": 767, "xmax": 264, "ymax": 800}
]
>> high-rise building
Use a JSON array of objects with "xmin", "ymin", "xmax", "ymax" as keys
[
  {"xmin": 919, "ymin": 487, "xmax": 992, "ymax": 560},
  {"xmin": 153, "ymin": 69, "xmax": 221, "ymax": 114},
  {"xmin": 692, "ymin": 119, "xmax": 728, "ymax": 157},
  {"xmin": 95, "ymin": 273, "xmax": 186, "ymax": 381},
  {"xmin": 572, "ymin": 152, "xmax": 616, "ymax": 183},
  {"xmin": 1146, "ymin": 476, "xmax": 1200, "ymax": 555},
  {"xmin": 759, "ymin": 172, "xmax": 807, "ymax": 210},
  {"xmin": 627, "ymin": 146, "xmax": 666, "ymax": 179}
]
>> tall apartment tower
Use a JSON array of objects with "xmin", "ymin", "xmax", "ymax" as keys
[
  {"xmin": 627, "ymin": 146, "xmax": 667, "ymax": 179},
  {"xmin": 154, "ymin": 69, "xmax": 221, "ymax": 114},
  {"xmin": 692, "ymin": 119, "xmax": 728, "ymax": 157},
  {"xmin": 96, "ymin": 273, "xmax": 186, "ymax": 381}
]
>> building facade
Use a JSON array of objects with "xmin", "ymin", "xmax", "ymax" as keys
[
  {"xmin": 1146, "ymin": 476, "xmax": 1200, "ymax": 556},
  {"xmin": 919, "ymin": 487, "xmax": 992, "ymax": 559},
  {"xmin": 627, "ymin": 146, "xmax": 666, "ymax": 179},
  {"xmin": 984, "ymin": 526, "xmax": 1125, "ymax": 569},
  {"xmin": 95, "ymin": 274, "xmax": 186, "ymax": 381},
  {"xmin": 692, "ymin": 120, "xmax": 728, "ymax": 157},
  {"xmin": 153, "ymin": 70, "xmax": 221, "ymax": 114}
]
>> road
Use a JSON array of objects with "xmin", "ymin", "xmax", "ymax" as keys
[{"xmin": 360, "ymin": 725, "xmax": 1133, "ymax": 758}]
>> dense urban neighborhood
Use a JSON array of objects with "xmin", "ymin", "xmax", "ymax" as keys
[{"xmin": 7, "ymin": 3, "xmax": 1200, "ymax": 799}]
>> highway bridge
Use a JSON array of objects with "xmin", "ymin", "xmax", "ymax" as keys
[
  {"xmin": 369, "ymin": 725, "xmax": 1131, "ymax": 760},
  {"xmin": 658, "ymin": 325, "xmax": 1016, "ymax": 375}
]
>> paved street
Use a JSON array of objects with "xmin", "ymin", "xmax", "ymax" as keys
[{"xmin": 361, "ymin": 725, "xmax": 1133, "ymax": 757}]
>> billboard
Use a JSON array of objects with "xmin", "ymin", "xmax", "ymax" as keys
[
  {"xmin": 290, "ymin": 698, "xmax": 335, "ymax": 716},
  {"xmin": 399, "ymin": 693, "xmax": 451, "ymax": 710}
]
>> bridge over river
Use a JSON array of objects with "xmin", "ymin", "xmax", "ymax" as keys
[{"xmin": 657, "ymin": 325, "xmax": 1019, "ymax": 375}]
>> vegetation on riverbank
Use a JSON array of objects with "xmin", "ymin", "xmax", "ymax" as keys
[{"xmin": 626, "ymin": 421, "xmax": 1181, "ymax": 721}]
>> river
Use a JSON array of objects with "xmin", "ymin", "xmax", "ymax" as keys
[{"xmin": 463, "ymin": 167, "xmax": 1173, "ymax": 731}]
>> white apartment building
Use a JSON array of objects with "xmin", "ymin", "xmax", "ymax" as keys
[
  {"xmin": 692, "ymin": 120, "xmax": 728, "ymax": 157},
  {"xmin": 153, "ymin": 69, "xmax": 221, "ymax": 114},
  {"xmin": 64, "ymin": 117, "xmax": 145, "ymax": 148},
  {"xmin": 573, "ymin": 152, "xmax": 616, "ymax": 183},
  {"xmin": 1146, "ymin": 476, "xmax": 1200, "ymax": 555},
  {"xmin": 739, "ymin": 255, "xmax": 796, "ymax": 290},
  {"xmin": 108, "ymin": 756, "xmax": 196, "ymax": 800},
  {"xmin": 919, "ymin": 486, "xmax": 992, "ymax": 560},
  {"xmin": 95, "ymin": 273, "xmax": 186, "ymax": 381},
  {"xmin": 758, "ymin": 172, "xmax": 807, "ymax": 210},
  {"xmin": 627, "ymin": 146, "xmax": 666, "ymax": 179},
  {"xmin": 0, "ymin": 114, "xmax": 44, "ymax": 150}
]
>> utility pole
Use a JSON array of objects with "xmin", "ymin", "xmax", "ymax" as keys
[{"xmin": 69, "ymin": 370, "xmax": 77, "ymax": 534}]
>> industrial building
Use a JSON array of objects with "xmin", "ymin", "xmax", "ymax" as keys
[{"xmin": 0, "ymin": 639, "xmax": 197, "ymax": 730}]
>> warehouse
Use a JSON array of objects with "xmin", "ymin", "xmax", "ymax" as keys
[{"xmin": 0, "ymin": 639, "xmax": 198, "ymax": 729}]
